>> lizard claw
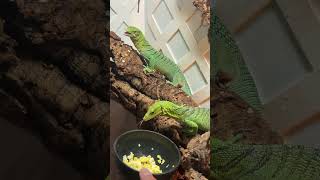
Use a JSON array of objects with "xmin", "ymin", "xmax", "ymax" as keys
[
  {"xmin": 138, "ymin": 120, "xmax": 144, "ymax": 128},
  {"xmin": 176, "ymin": 84, "xmax": 183, "ymax": 88},
  {"xmin": 167, "ymin": 81, "xmax": 182, "ymax": 88},
  {"xmin": 143, "ymin": 66, "xmax": 156, "ymax": 74}
]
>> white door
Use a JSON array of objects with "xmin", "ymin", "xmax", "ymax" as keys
[
  {"xmin": 217, "ymin": 0, "xmax": 320, "ymax": 147},
  {"xmin": 145, "ymin": 0, "xmax": 210, "ymax": 108},
  {"xmin": 110, "ymin": 0, "xmax": 145, "ymax": 46}
]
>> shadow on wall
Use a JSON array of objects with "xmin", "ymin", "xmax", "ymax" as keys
[{"xmin": 0, "ymin": 117, "xmax": 84, "ymax": 180}]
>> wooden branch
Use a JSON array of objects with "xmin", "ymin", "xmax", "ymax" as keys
[
  {"xmin": 192, "ymin": 0, "xmax": 283, "ymax": 144},
  {"xmin": 7, "ymin": 59, "xmax": 108, "ymax": 131},
  {"xmin": 0, "ymin": 0, "xmax": 109, "ymax": 179},
  {"xmin": 110, "ymin": 31, "xmax": 210, "ymax": 179},
  {"xmin": 193, "ymin": 0, "xmax": 210, "ymax": 26},
  {"xmin": 181, "ymin": 132, "xmax": 210, "ymax": 177},
  {"xmin": 1, "ymin": 57, "xmax": 109, "ymax": 179},
  {"xmin": 110, "ymin": 32, "xmax": 197, "ymax": 107},
  {"xmin": 34, "ymin": 46, "xmax": 109, "ymax": 101},
  {"xmin": 211, "ymin": 85, "xmax": 283, "ymax": 145}
]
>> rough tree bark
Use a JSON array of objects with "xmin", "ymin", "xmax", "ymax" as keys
[
  {"xmin": 109, "ymin": 34, "xmax": 282, "ymax": 180},
  {"xmin": 211, "ymin": 85, "xmax": 283, "ymax": 145},
  {"xmin": 0, "ymin": 0, "xmax": 108, "ymax": 179},
  {"xmin": 110, "ymin": 31, "xmax": 210, "ymax": 179},
  {"xmin": 193, "ymin": 0, "xmax": 210, "ymax": 26},
  {"xmin": 0, "ymin": 0, "xmax": 283, "ymax": 180},
  {"xmin": 110, "ymin": 1, "xmax": 282, "ymax": 180},
  {"xmin": 192, "ymin": 0, "xmax": 283, "ymax": 145}
]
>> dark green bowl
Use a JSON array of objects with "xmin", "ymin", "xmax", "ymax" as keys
[{"xmin": 113, "ymin": 129, "xmax": 181, "ymax": 179}]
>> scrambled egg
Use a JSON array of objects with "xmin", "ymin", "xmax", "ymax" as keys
[
  {"xmin": 157, "ymin": 155, "xmax": 165, "ymax": 164},
  {"xmin": 122, "ymin": 152, "xmax": 163, "ymax": 174}
]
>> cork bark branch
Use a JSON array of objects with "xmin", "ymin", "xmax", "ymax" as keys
[
  {"xmin": 211, "ymin": 85, "xmax": 283, "ymax": 145},
  {"xmin": 110, "ymin": 31, "xmax": 210, "ymax": 179},
  {"xmin": 0, "ymin": 0, "xmax": 108, "ymax": 179},
  {"xmin": 193, "ymin": 0, "xmax": 210, "ymax": 26},
  {"xmin": 109, "ymin": 1, "xmax": 283, "ymax": 180},
  {"xmin": 192, "ymin": 0, "xmax": 283, "ymax": 145},
  {"xmin": 110, "ymin": 1, "xmax": 283, "ymax": 179}
]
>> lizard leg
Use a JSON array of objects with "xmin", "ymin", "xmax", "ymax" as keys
[
  {"xmin": 167, "ymin": 81, "xmax": 182, "ymax": 88},
  {"xmin": 172, "ymin": 75, "xmax": 183, "ymax": 88},
  {"xmin": 143, "ymin": 65, "xmax": 156, "ymax": 74},
  {"xmin": 175, "ymin": 83, "xmax": 183, "ymax": 88},
  {"xmin": 182, "ymin": 119, "xmax": 198, "ymax": 136},
  {"xmin": 172, "ymin": 75, "xmax": 191, "ymax": 95}
]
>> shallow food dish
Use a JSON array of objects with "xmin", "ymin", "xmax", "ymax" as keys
[{"xmin": 113, "ymin": 129, "xmax": 181, "ymax": 179}]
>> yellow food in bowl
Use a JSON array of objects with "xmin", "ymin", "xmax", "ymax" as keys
[
  {"xmin": 122, "ymin": 152, "xmax": 163, "ymax": 174},
  {"xmin": 157, "ymin": 155, "xmax": 165, "ymax": 164}
]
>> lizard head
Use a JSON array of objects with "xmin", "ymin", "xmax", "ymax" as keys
[
  {"xmin": 125, "ymin": 26, "xmax": 144, "ymax": 41},
  {"xmin": 143, "ymin": 100, "xmax": 164, "ymax": 121}
]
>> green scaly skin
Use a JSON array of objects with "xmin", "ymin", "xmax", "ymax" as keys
[
  {"xmin": 211, "ymin": 137, "xmax": 320, "ymax": 180},
  {"xmin": 209, "ymin": 4, "xmax": 263, "ymax": 113},
  {"xmin": 143, "ymin": 100, "xmax": 209, "ymax": 135},
  {"xmin": 210, "ymin": 3, "xmax": 320, "ymax": 180},
  {"xmin": 125, "ymin": 26, "xmax": 192, "ymax": 96}
]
